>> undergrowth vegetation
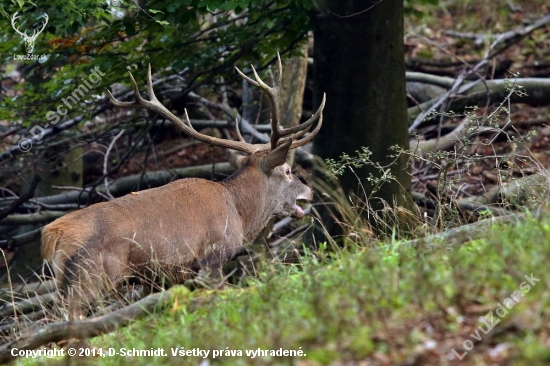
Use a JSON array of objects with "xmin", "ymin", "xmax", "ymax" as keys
[{"xmin": 21, "ymin": 213, "xmax": 546, "ymax": 365}]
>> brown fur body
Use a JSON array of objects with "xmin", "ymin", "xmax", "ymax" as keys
[{"xmin": 41, "ymin": 151, "xmax": 311, "ymax": 314}]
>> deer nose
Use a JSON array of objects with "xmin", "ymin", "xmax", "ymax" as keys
[
  {"xmin": 297, "ymin": 186, "xmax": 313, "ymax": 201},
  {"xmin": 306, "ymin": 187, "xmax": 313, "ymax": 200}
]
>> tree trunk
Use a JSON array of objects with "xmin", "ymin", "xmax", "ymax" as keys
[
  {"xmin": 280, "ymin": 43, "xmax": 309, "ymax": 165},
  {"xmin": 312, "ymin": 0, "xmax": 412, "ymax": 232}
]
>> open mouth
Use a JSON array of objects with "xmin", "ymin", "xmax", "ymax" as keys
[
  {"xmin": 293, "ymin": 202, "xmax": 306, "ymax": 218},
  {"xmin": 292, "ymin": 196, "xmax": 312, "ymax": 218},
  {"xmin": 292, "ymin": 188, "xmax": 313, "ymax": 218}
]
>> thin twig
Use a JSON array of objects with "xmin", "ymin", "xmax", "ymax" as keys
[
  {"xmin": 0, "ymin": 176, "xmax": 41, "ymax": 222},
  {"xmin": 103, "ymin": 130, "xmax": 125, "ymax": 199}
]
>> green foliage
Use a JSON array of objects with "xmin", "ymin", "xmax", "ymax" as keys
[
  {"xmin": 324, "ymin": 146, "xmax": 401, "ymax": 204},
  {"xmin": 325, "ymin": 147, "xmax": 373, "ymax": 177},
  {"xmin": 404, "ymin": 0, "xmax": 439, "ymax": 18},
  {"xmin": 0, "ymin": 0, "xmax": 313, "ymax": 127}
]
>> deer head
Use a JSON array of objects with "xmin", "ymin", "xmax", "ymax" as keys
[{"xmin": 11, "ymin": 11, "xmax": 48, "ymax": 54}]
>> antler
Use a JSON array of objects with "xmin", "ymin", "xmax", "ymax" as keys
[
  {"xmin": 108, "ymin": 59, "xmax": 325, "ymax": 155},
  {"xmin": 11, "ymin": 12, "xmax": 26, "ymax": 38},
  {"xmin": 235, "ymin": 53, "xmax": 326, "ymax": 151},
  {"xmin": 108, "ymin": 65, "xmax": 263, "ymax": 154},
  {"xmin": 11, "ymin": 12, "xmax": 48, "ymax": 40},
  {"xmin": 32, "ymin": 14, "xmax": 49, "ymax": 40}
]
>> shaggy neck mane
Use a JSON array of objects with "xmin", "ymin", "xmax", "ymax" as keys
[{"xmin": 221, "ymin": 161, "xmax": 270, "ymax": 241}]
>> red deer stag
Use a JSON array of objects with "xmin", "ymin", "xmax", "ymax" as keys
[{"xmin": 41, "ymin": 56, "xmax": 326, "ymax": 316}]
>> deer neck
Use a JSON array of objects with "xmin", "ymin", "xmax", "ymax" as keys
[{"xmin": 221, "ymin": 167, "xmax": 271, "ymax": 241}]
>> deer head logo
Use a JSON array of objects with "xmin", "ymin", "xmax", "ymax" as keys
[{"xmin": 11, "ymin": 11, "xmax": 49, "ymax": 54}]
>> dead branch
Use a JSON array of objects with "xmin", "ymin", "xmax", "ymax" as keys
[
  {"xmin": 408, "ymin": 78, "xmax": 550, "ymax": 129},
  {"xmin": 472, "ymin": 170, "xmax": 549, "ymax": 207},
  {"xmin": 481, "ymin": 13, "xmax": 550, "ymax": 54},
  {"xmin": 408, "ymin": 35, "xmax": 502, "ymax": 133},
  {"xmin": 0, "ymin": 228, "xmax": 42, "ymax": 250},
  {"xmin": 0, "ymin": 70, "xmax": 193, "ymax": 164},
  {"xmin": 0, "ymin": 291, "xmax": 172, "ymax": 363},
  {"xmin": 272, "ymin": 205, "xmax": 312, "ymax": 234},
  {"xmin": 0, "ymin": 310, "xmax": 46, "ymax": 337},
  {"xmin": 0, "ymin": 292, "xmax": 57, "ymax": 319},
  {"xmin": 407, "ymin": 82, "xmax": 448, "ymax": 104},
  {"xmin": 0, "ymin": 176, "xmax": 41, "ymax": 222},
  {"xmin": 443, "ymin": 30, "xmax": 489, "ymax": 44},
  {"xmin": 406, "ymin": 72, "xmax": 455, "ymax": 89},
  {"xmin": 0, "ymin": 211, "xmax": 67, "ymax": 226},
  {"xmin": 103, "ymin": 130, "xmax": 126, "ymax": 199},
  {"xmin": 0, "ymin": 281, "xmax": 55, "ymax": 302},
  {"xmin": 414, "ymin": 116, "xmax": 549, "ymax": 154},
  {"xmin": 440, "ymin": 118, "xmax": 548, "ymax": 132},
  {"xmin": 136, "ymin": 119, "xmax": 271, "ymax": 132},
  {"xmin": 0, "ymin": 201, "xmax": 81, "ymax": 213},
  {"xmin": 408, "ymin": 11, "xmax": 550, "ymax": 133},
  {"xmin": 269, "ymin": 225, "xmax": 310, "ymax": 248},
  {"xmin": 1, "ymin": 162, "xmax": 233, "ymax": 208},
  {"xmin": 440, "ymin": 13, "xmax": 550, "ymax": 59},
  {"xmin": 396, "ymin": 213, "xmax": 528, "ymax": 251},
  {"xmin": 411, "ymin": 118, "xmax": 468, "ymax": 154},
  {"xmin": 412, "ymin": 192, "xmax": 513, "ymax": 217},
  {"xmin": 0, "ymin": 116, "xmax": 85, "ymax": 163}
]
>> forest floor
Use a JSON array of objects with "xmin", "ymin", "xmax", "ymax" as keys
[
  {"xmin": 404, "ymin": 0, "xmax": 550, "ymax": 206},
  {"xmin": 70, "ymin": 210, "xmax": 550, "ymax": 366}
]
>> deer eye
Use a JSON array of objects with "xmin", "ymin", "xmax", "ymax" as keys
[{"xmin": 285, "ymin": 168, "xmax": 291, "ymax": 176}]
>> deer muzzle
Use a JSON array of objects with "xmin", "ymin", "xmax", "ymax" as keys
[{"xmin": 293, "ymin": 186, "xmax": 313, "ymax": 218}]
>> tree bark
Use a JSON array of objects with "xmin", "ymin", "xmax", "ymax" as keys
[
  {"xmin": 281, "ymin": 43, "xmax": 309, "ymax": 165},
  {"xmin": 312, "ymin": 0, "xmax": 412, "ymax": 231}
]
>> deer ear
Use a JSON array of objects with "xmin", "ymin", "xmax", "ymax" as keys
[
  {"xmin": 260, "ymin": 139, "xmax": 292, "ymax": 174},
  {"xmin": 228, "ymin": 150, "xmax": 247, "ymax": 168}
]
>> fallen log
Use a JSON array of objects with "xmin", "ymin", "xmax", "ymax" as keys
[{"xmin": 0, "ymin": 290, "xmax": 175, "ymax": 364}]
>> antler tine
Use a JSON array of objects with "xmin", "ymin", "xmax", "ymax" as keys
[
  {"xmin": 288, "ymin": 93, "xmax": 326, "ymax": 149},
  {"xmin": 183, "ymin": 109, "xmax": 194, "ymax": 127},
  {"xmin": 234, "ymin": 119, "xmax": 246, "ymax": 143},
  {"xmin": 40, "ymin": 14, "xmax": 48, "ymax": 30},
  {"xmin": 277, "ymin": 93, "xmax": 327, "ymax": 137},
  {"xmin": 106, "ymin": 69, "xmax": 145, "ymax": 108},
  {"xmin": 235, "ymin": 54, "xmax": 283, "ymax": 151},
  {"xmin": 11, "ymin": 12, "xmax": 25, "ymax": 36},
  {"xmin": 146, "ymin": 65, "xmax": 159, "ymax": 102},
  {"xmin": 30, "ymin": 13, "xmax": 48, "ymax": 37},
  {"xmin": 235, "ymin": 66, "xmax": 258, "ymax": 87},
  {"xmin": 108, "ymin": 65, "xmax": 262, "ymax": 155},
  {"xmin": 182, "ymin": 110, "xmax": 193, "ymax": 127},
  {"xmin": 289, "ymin": 115, "xmax": 323, "ymax": 149},
  {"xmin": 276, "ymin": 52, "xmax": 283, "ymax": 90}
]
